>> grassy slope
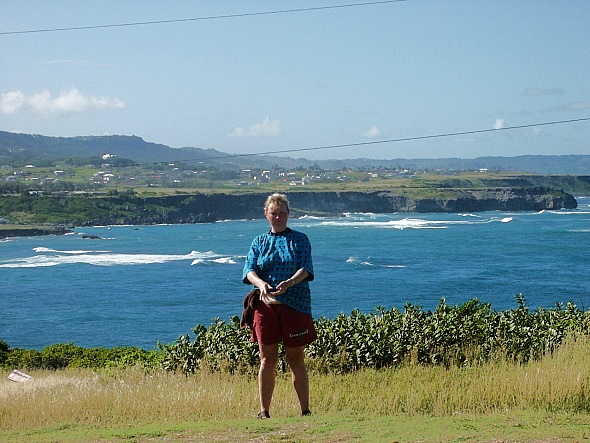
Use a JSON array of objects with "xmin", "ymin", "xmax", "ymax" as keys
[
  {"xmin": 2, "ymin": 337, "xmax": 589, "ymax": 442},
  {"xmin": 132, "ymin": 172, "xmax": 590, "ymax": 198},
  {"xmin": 1, "ymin": 412, "xmax": 588, "ymax": 442},
  {"xmin": 2, "ymin": 172, "xmax": 587, "ymax": 226}
]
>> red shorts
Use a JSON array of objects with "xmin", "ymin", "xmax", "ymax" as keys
[{"xmin": 251, "ymin": 303, "xmax": 317, "ymax": 347}]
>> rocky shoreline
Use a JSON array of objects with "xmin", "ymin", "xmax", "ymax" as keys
[
  {"xmin": 0, "ymin": 187, "xmax": 578, "ymax": 235},
  {"xmin": 0, "ymin": 225, "xmax": 73, "ymax": 239},
  {"xmin": 140, "ymin": 187, "xmax": 578, "ymax": 223}
]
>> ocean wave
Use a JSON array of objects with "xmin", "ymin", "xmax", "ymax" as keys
[
  {"xmin": 215, "ymin": 218, "xmax": 251, "ymax": 223},
  {"xmin": 549, "ymin": 210, "xmax": 590, "ymax": 215},
  {"xmin": 343, "ymin": 212, "xmax": 377, "ymax": 217},
  {"xmin": 33, "ymin": 247, "xmax": 100, "ymax": 254},
  {"xmin": 0, "ymin": 249, "xmax": 237, "ymax": 268},
  {"xmin": 322, "ymin": 218, "xmax": 447, "ymax": 229},
  {"xmin": 321, "ymin": 216, "xmax": 512, "ymax": 229},
  {"xmin": 297, "ymin": 215, "xmax": 328, "ymax": 220},
  {"xmin": 346, "ymin": 256, "xmax": 406, "ymax": 268},
  {"xmin": 191, "ymin": 256, "xmax": 238, "ymax": 265},
  {"xmin": 458, "ymin": 213, "xmax": 482, "ymax": 218}
]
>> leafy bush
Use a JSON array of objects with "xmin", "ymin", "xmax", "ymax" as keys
[
  {"xmin": 40, "ymin": 343, "xmax": 84, "ymax": 369},
  {"xmin": 158, "ymin": 317, "xmax": 260, "ymax": 374},
  {"xmin": 494, "ymin": 294, "xmax": 590, "ymax": 362},
  {"xmin": 160, "ymin": 295, "xmax": 590, "ymax": 375},
  {"xmin": 1, "ymin": 342, "xmax": 161, "ymax": 370},
  {"xmin": 307, "ymin": 295, "xmax": 590, "ymax": 372},
  {"xmin": 3, "ymin": 348, "xmax": 42, "ymax": 369},
  {"xmin": 0, "ymin": 340, "xmax": 8, "ymax": 364},
  {"xmin": 3, "ymin": 296, "xmax": 590, "ymax": 374}
]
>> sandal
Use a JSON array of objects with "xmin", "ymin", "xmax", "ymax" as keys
[{"xmin": 257, "ymin": 410, "xmax": 270, "ymax": 419}]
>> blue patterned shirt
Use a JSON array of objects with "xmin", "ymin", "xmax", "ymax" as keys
[{"xmin": 243, "ymin": 228, "xmax": 314, "ymax": 315}]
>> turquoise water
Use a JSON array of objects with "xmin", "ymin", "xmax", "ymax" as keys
[{"xmin": 1, "ymin": 197, "xmax": 589, "ymax": 350}]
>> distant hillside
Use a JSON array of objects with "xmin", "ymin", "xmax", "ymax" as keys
[
  {"xmin": 0, "ymin": 188, "xmax": 577, "ymax": 228},
  {"xmin": 0, "ymin": 131, "xmax": 247, "ymax": 168},
  {"xmin": 0, "ymin": 130, "xmax": 588, "ymax": 174},
  {"xmin": 325, "ymin": 155, "xmax": 590, "ymax": 175}
]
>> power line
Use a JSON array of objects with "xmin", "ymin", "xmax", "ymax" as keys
[
  {"xmin": 168, "ymin": 116, "xmax": 590, "ymax": 164},
  {"xmin": 212, "ymin": 117, "xmax": 590, "ymax": 158},
  {"xmin": 0, "ymin": 1, "xmax": 406, "ymax": 36}
]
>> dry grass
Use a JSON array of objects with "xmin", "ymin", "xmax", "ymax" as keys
[
  {"xmin": 1, "ymin": 337, "xmax": 589, "ymax": 435},
  {"xmin": 0, "ymin": 369, "xmax": 260, "ymax": 431}
]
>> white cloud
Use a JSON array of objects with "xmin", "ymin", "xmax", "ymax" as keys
[
  {"xmin": 493, "ymin": 118, "xmax": 505, "ymax": 130},
  {"xmin": 0, "ymin": 91, "xmax": 25, "ymax": 114},
  {"xmin": 0, "ymin": 88, "xmax": 125, "ymax": 117},
  {"xmin": 229, "ymin": 117, "xmax": 281, "ymax": 137},
  {"xmin": 362, "ymin": 125, "xmax": 381, "ymax": 138}
]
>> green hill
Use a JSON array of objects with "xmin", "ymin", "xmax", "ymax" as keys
[{"xmin": 1, "ymin": 130, "xmax": 589, "ymax": 174}]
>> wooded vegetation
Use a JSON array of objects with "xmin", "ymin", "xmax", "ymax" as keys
[
  {"xmin": 3, "ymin": 296, "xmax": 589, "ymax": 374},
  {"xmin": 0, "ymin": 172, "xmax": 587, "ymax": 226}
]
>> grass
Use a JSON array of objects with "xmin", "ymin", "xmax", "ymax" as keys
[
  {"xmin": 2, "ymin": 337, "xmax": 590, "ymax": 442},
  {"xmin": 1, "ymin": 413, "xmax": 588, "ymax": 442}
]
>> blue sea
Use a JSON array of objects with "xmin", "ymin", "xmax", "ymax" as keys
[{"xmin": 1, "ymin": 197, "xmax": 589, "ymax": 351}]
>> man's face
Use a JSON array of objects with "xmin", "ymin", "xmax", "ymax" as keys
[{"xmin": 265, "ymin": 202, "xmax": 289, "ymax": 232}]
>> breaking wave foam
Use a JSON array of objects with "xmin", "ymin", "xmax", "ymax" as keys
[
  {"xmin": 346, "ymin": 256, "xmax": 407, "ymax": 268},
  {"xmin": 321, "ymin": 215, "xmax": 512, "ymax": 229},
  {"xmin": 0, "ymin": 248, "xmax": 238, "ymax": 268}
]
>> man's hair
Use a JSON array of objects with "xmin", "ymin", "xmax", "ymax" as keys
[{"xmin": 264, "ymin": 193, "xmax": 290, "ymax": 213}]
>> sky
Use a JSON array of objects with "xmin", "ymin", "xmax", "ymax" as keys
[{"xmin": 1, "ymin": 0, "xmax": 589, "ymax": 161}]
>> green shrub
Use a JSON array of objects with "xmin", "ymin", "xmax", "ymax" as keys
[
  {"xmin": 0, "ymin": 340, "xmax": 8, "ymax": 364},
  {"xmin": 3, "ymin": 296, "xmax": 590, "ymax": 374},
  {"xmin": 40, "ymin": 343, "xmax": 84, "ymax": 369},
  {"xmin": 158, "ymin": 295, "xmax": 590, "ymax": 375},
  {"xmin": 159, "ymin": 317, "xmax": 260, "ymax": 374},
  {"xmin": 1, "ymin": 343, "xmax": 160, "ymax": 371},
  {"xmin": 3, "ymin": 348, "xmax": 42, "ymax": 370}
]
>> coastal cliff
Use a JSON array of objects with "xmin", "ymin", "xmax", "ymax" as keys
[
  {"xmin": 142, "ymin": 187, "xmax": 577, "ymax": 223},
  {"xmin": 0, "ymin": 187, "xmax": 578, "ymax": 232}
]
